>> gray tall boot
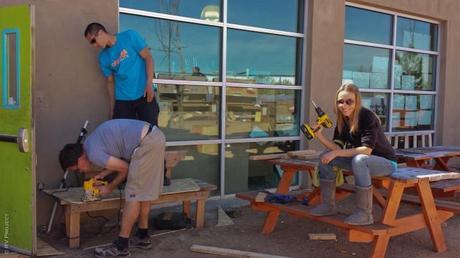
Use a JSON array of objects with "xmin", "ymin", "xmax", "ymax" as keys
[
  {"xmin": 344, "ymin": 185, "xmax": 374, "ymax": 225},
  {"xmin": 310, "ymin": 179, "xmax": 337, "ymax": 216}
]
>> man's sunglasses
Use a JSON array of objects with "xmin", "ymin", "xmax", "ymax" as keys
[
  {"xmin": 90, "ymin": 37, "xmax": 97, "ymax": 44},
  {"xmin": 337, "ymin": 99, "xmax": 354, "ymax": 105}
]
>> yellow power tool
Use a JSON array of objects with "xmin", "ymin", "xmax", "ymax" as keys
[
  {"xmin": 301, "ymin": 101, "xmax": 333, "ymax": 140},
  {"xmin": 83, "ymin": 178, "xmax": 108, "ymax": 201}
]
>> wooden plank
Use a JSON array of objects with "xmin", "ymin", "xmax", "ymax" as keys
[
  {"xmin": 36, "ymin": 238, "xmax": 65, "ymax": 256},
  {"xmin": 65, "ymin": 206, "xmax": 80, "ymax": 248},
  {"xmin": 308, "ymin": 233, "xmax": 337, "ymax": 240},
  {"xmin": 391, "ymin": 167, "xmax": 460, "ymax": 182},
  {"xmin": 381, "ymin": 181, "xmax": 405, "ymax": 226},
  {"xmin": 249, "ymin": 153, "xmax": 288, "ymax": 160},
  {"xmin": 44, "ymin": 178, "xmax": 201, "ymax": 204},
  {"xmin": 417, "ymin": 179, "xmax": 447, "ymax": 252},
  {"xmin": 287, "ymin": 150, "xmax": 320, "ymax": 160},
  {"xmin": 190, "ymin": 244, "xmax": 292, "ymax": 258},
  {"xmin": 430, "ymin": 178, "xmax": 460, "ymax": 192},
  {"xmin": 348, "ymin": 229, "xmax": 374, "ymax": 243}
]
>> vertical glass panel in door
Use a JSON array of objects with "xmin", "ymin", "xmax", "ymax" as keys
[
  {"xmin": 226, "ymin": 87, "xmax": 300, "ymax": 138},
  {"xmin": 2, "ymin": 31, "xmax": 19, "ymax": 107},
  {"xmin": 227, "ymin": 29, "xmax": 300, "ymax": 85},
  {"xmin": 394, "ymin": 51, "xmax": 435, "ymax": 91},
  {"xmin": 157, "ymin": 84, "xmax": 220, "ymax": 141},
  {"xmin": 392, "ymin": 94, "xmax": 434, "ymax": 131},
  {"xmin": 345, "ymin": 6, "xmax": 393, "ymax": 45},
  {"xmin": 225, "ymin": 141, "xmax": 298, "ymax": 194},
  {"xmin": 167, "ymin": 145, "xmax": 220, "ymax": 196},
  {"xmin": 228, "ymin": 0, "xmax": 302, "ymax": 32},
  {"xmin": 396, "ymin": 17, "xmax": 438, "ymax": 51},
  {"xmin": 120, "ymin": 14, "xmax": 221, "ymax": 82},
  {"xmin": 361, "ymin": 93, "xmax": 389, "ymax": 131},
  {"xmin": 343, "ymin": 44, "xmax": 391, "ymax": 89},
  {"xmin": 120, "ymin": 0, "xmax": 222, "ymax": 22}
]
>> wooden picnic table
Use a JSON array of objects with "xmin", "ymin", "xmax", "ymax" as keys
[
  {"xmin": 237, "ymin": 151, "xmax": 458, "ymax": 258},
  {"xmin": 395, "ymin": 145, "xmax": 460, "ymax": 171}
]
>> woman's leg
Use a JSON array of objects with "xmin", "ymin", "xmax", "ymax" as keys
[
  {"xmin": 311, "ymin": 152, "xmax": 353, "ymax": 216},
  {"xmin": 345, "ymin": 154, "xmax": 395, "ymax": 225}
]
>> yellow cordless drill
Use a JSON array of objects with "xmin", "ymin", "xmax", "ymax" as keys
[{"xmin": 301, "ymin": 101, "xmax": 333, "ymax": 140}]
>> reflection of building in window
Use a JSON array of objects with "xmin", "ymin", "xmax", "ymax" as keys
[{"xmin": 201, "ymin": 5, "xmax": 220, "ymax": 22}]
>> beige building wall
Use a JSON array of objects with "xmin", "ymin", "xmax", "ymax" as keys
[
  {"xmin": 2, "ymin": 0, "xmax": 118, "ymax": 226},
  {"xmin": 307, "ymin": 0, "xmax": 460, "ymax": 151}
]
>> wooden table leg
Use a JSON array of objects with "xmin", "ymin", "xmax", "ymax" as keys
[
  {"xmin": 195, "ymin": 199, "xmax": 205, "ymax": 228},
  {"xmin": 65, "ymin": 206, "xmax": 80, "ymax": 248},
  {"xmin": 276, "ymin": 168, "xmax": 296, "ymax": 194},
  {"xmin": 372, "ymin": 235, "xmax": 390, "ymax": 258},
  {"xmin": 433, "ymin": 157, "xmax": 450, "ymax": 171},
  {"xmin": 262, "ymin": 210, "xmax": 281, "ymax": 234},
  {"xmin": 382, "ymin": 181, "xmax": 405, "ymax": 225},
  {"xmin": 417, "ymin": 179, "xmax": 447, "ymax": 252},
  {"xmin": 183, "ymin": 200, "xmax": 191, "ymax": 218}
]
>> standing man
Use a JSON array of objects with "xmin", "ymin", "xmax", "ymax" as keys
[
  {"xmin": 84, "ymin": 23, "xmax": 159, "ymax": 125},
  {"xmin": 59, "ymin": 119, "xmax": 165, "ymax": 257}
]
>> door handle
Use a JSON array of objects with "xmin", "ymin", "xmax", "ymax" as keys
[{"xmin": 0, "ymin": 128, "xmax": 29, "ymax": 153}]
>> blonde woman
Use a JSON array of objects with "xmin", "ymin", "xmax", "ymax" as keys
[{"xmin": 310, "ymin": 83, "xmax": 397, "ymax": 225}]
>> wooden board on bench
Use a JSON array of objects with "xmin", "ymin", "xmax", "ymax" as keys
[
  {"xmin": 44, "ymin": 178, "xmax": 200, "ymax": 204},
  {"xmin": 391, "ymin": 167, "xmax": 460, "ymax": 182}
]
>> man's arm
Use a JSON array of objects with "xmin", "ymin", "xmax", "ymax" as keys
[
  {"xmin": 96, "ymin": 156, "xmax": 129, "ymax": 195},
  {"xmin": 106, "ymin": 75, "xmax": 115, "ymax": 118},
  {"xmin": 140, "ymin": 48, "xmax": 155, "ymax": 102}
]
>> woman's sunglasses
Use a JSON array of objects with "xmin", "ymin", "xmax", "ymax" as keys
[{"xmin": 337, "ymin": 99, "xmax": 354, "ymax": 105}]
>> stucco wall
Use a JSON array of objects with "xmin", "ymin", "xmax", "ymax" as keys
[
  {"xmin": 2, "ymin": 0, "xmax": 118, "ymax": 227},
  {"xmin": 306, "ymin": 0, "xmax": 460, "ymax": 151}
]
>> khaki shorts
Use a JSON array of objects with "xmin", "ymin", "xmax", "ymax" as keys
[{"xmin": 125, "ymin": 127, "xmax": 165, "ymax": 202}]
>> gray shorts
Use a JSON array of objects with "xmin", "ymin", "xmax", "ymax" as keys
[{"xmin": 125, "ymin": 127, "xmax": 165, "ymax": 202}]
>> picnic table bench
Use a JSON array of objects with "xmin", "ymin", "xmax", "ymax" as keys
[{"xmin": 237, "ymin": 153, "xmax": 460, "ymax": 258}]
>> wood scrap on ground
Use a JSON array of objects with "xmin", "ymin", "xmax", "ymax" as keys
[
  {"xmin": 308, "ymin": 233, "xmax": 337, "ymax": 240},
  {"xmin": 190, "ymin": 244, "xmax": 292, "ymax": 258}
]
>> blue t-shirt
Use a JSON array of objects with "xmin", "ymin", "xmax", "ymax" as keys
[
  {"xmin": 83, "ymin": 119, "xmax": 148, "ymax": 168},
  {"xmin": 98, "ymin": 30, "xmax": 148, "ymax": 100}
]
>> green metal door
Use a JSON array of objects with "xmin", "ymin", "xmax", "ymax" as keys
[{"xmin": 0, "ymin": 4, "xmax": 33, "ymax": 254}]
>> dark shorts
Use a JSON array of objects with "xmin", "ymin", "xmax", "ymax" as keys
[{"xmin": 113, "ymin": 96, "xmax": 160, "ymax": 126}]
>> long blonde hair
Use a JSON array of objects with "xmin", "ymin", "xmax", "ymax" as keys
[{"xmin": 334, "ymin": 83, "xmax": 362, "ymax": 134}]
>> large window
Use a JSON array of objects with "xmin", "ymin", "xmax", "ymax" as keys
[
  {"xmin": 120, "ymin": 0, "xmax": 306, "ymax": 196},
  {"xmin": 343, "ymin": 5, "xmax": 439, "ymax": 133}
]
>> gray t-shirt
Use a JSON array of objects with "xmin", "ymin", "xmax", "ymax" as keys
[{"xmin": 83, "ymin": 119, "xmax": 149, "ymax": 168}]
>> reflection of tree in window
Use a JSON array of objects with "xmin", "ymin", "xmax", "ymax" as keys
[
  {"xmin": 155, "ymin": 0, "xmax": 186, "ymax": 76},
  {"xmin": 396, "ymin": 52, "xmax": 423, "ymax": 90},
  {"xmin": 396, "ymin": 22, "xmax": 426, "ymax": 90}
]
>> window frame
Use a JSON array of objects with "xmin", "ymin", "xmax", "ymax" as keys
[
  {"xmin": 345, "ymin": 2, "xmax": 440, "ymax": 135},
  {"xmin": 119, "ymin": 0, "xmax": 307, "ymax": 197}
]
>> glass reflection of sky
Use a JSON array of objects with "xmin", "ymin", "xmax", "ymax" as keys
[
  {"xmin": 228, "ymin": 0, "xmax": 301, "ymax": 32},
  {"xmin": 396, "ymin": 17, "xmax": 437, "ymax": 51},
  {"xmin": 343, "ymin": 44, "xmax": 390, "ymax": 72},
  {"xmin": 227, "ymin": 29, "xmax": 298, "ymax": 85},
  {"xmin": 120, "ymin": 14, "xmax": 220, "ymax": 78},
  {"xmin": 345, "ymin": 6, "xmax": 392, "ymax": 45},
  {"xmin": 120, "ymin": 0, "xmax": 221, "ymax": 21}
]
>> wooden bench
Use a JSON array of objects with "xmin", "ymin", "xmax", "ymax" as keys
[{"xmin": 237, "ymin": 157, "xmax": 459, "ymax": 258}]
